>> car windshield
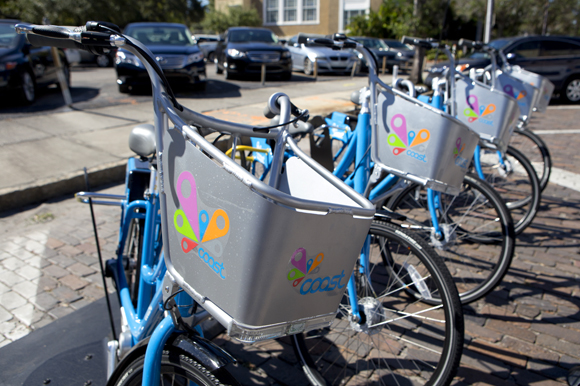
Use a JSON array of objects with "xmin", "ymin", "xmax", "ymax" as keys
[
  {"xmin": 359, "ymin": 39, "xmax": 388, "ymax": 50},
  {"xmin": 0, "ymin": 24, "xmax": 19, "ymax": 48},
  {"xmin": 125, "ymin": 25, "xmax": 195, "ymax": 46},
  {"xmin": 229, "ymin": 30, "xmax": 278, "ymax": 43}
]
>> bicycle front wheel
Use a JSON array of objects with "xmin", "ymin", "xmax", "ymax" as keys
[
  {"xmin": 109, "ymin": 346, "xmax": 239, "ymax": 386},
  {"xmin": 292, "ymin": 220, "xmax": 464, "ymax": 386},
  {"xmin": 510, "ymin": 127, "xmax": 551, "ymax": 192},
  {"xmin": 478, "ymin": 146, "xmax": 541, "ymax": 235},
  {"xmin": 386, "ymin": 174, "xmax": 515, "ymax": 304}
]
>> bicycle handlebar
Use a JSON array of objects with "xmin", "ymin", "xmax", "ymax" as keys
[
  {"xmin": 457, "ymin": 38, "xmax": 497, "ymax": 54},
  {"xmin": 401, "ymin": 36, "xmax": 438, "ymax": 49}
]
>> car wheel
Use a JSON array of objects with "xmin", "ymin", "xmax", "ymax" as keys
[
  {"xmin": 215, "ymin": 58, "xmax": 223, "ymax": 74},
  {"xmin": 563, "ymin": 77, "xmax": 580, "ymax": 103},
  {"xmin": 207, "ymin": 51, "xmax": 215, "ymax": 63},
  {"xmin": 96, "ymin": 54, "xmax": 111, "ymax": 67},
  {"xmin": 118, "ymin": 83, "xmax": 130, "ymax": 93},
  {"xmin": 19, "ymin": 70, "xmax": 36, "ymax": 104},
  {"xmin": 304, "ymin": 58, "xmax": 313, "ymax": 76}
]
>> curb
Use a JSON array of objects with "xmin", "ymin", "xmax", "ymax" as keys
[{"xmin": 0, "ymin": 160, "xmax": 127, "ymax": 213}]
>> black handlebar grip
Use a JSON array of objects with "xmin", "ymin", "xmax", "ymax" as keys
[
  {"xmin": 458, "ymin": 38, "xmax": 483, "ymax": 50},
  {"xmin": 309, "ymin": 38, "xmax": 335, "ymax": 47},
  {"xmin": 401, "ymin": 36, "xmax": 435, "ymax": 49},
  {"xmin": 85, "ymin": 21, "xmax": 121, "ymax": 33},
  {"xmin": 26, "ymin": 33, "xmax": 87, "ymax": 50},
  {"xmin": 263, "ymin": 104, "xmax": 276, "ymax": 119},
  {"xmin": 31, "ymin": 25, "xmax": 72, "ymax": 39},
  {"xmin": 343, "ymin": 41, "xmax": 357, "ymax": 49},
  {"xmin": 81, "ymin": 31, "xmax": 114, "ymax": 47}
]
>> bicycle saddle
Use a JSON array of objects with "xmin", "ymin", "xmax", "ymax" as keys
[{"xmin": 129, "ymin": 123, "xmax": 156, "ymax": 157}]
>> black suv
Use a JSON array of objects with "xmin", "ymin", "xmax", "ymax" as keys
[
  {"xmin": 426, "ymin": 35, "xmax": 580, "ymax": 103},
  {"xmin": 0, "ymin": 19, "xmax": 70, "ymax": 104},
  {"xmin": 214, "ymin": 27, "xmax": 292, "ymax": 80}
]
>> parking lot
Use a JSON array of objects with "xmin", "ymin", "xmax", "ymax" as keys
[{"xmin": 0, "ymin": 63, "xmax": 579, "ymax": 385}]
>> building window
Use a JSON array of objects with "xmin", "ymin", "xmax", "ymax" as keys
[
  {"xmin": 264, "ymin": 0, "xmax": 319, "ymax": 25},
  {"xmin": 266, "ymin": 0, "xmax": 279, "ymax": 24},
  {"xmin": 303, "ymin": 0, "xmax": 316, "ymax": 21},
  {"xmin": 284, "ymin": 0, "xmax": 297, "ymax": 22},
  {"xmin": 344, "ymin": 9, "xmax": 365, "ymax": 27}
]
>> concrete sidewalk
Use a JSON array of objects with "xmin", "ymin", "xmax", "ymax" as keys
[{"xmin": 0, "ymin": 83, "xmax": 362, "ymax": 213}]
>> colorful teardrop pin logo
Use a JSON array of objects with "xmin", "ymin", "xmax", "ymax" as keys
[{"xmin": 201, "ymin": 209, "xmax": 230, "ymax": 243}]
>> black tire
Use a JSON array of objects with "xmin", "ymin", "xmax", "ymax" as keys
[
  {"xmin": 292, "ymin": 220, "xmax": 464, "ymax": 386},
  {"xmin": 511, "ymin": 127, "xmax": 552, "ymax": 192},
  {"xmin": 304, "ymin": 58, "xmax": 313, "ymax": 76},
  {"xmin": 18, "ymin": 70, "xmax": 36, "ymax": 104},
  {"xmin": 562, "ymin": 76, "xmax": 580, "ymax": 103},
  {"xmin": 280, "ymin": 71, "xmax": 292, "ymax": 81},
  {"xmin": 477, "ymin": 146, "xmax": 541, "ymax": 235},
  {"xmin": 387, "ymin": 174, "xmax": 515, "ymax": 304},
  {"xmin": 96, "ymin": 54, "xmax": 111, "ymax": 67},
  {"xmin": 207, "ymin": 51, "xmax": 215, "ymax": 63},
  {"xmin": 109, "ymin": 347, "xmax": 239, "ymax": 386}
]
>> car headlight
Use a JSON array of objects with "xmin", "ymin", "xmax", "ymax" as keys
[
  {"xmin": 281, "ymin": 51, "xmax": 291, "ymax": 58},
  {"xmin": 227, "ymin": 48, "xmax": 246, "ymax": 58},
  {"xmin": 116, "ymin": 51, "xmax": 141, "ymax": 67},
  {"xmin": 397, "ymin": 52, "xmax": 403, "ymax": 57},
  {"xmin": 186, "ymin": 52, "xmax": 204, "ymax": 64}
]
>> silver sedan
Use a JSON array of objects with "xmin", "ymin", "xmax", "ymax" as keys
[{"xmin": 286, "ymin": 33, "xmax": 358, "ymax": 75}]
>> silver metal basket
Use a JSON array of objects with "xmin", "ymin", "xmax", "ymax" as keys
[
  {"xmin": 162, "ymin": 126, "xmax": 374, "ymax": 342},
  {"xmin": 455, "ymin": 76, "xmax": 520, "ymax": 152},
  {"xmin": 495, "ymin": 70, "xmax": 540, "ymax": 124},
  {"xmin": 504, "ymin": 66, "xmax": 554, "ymax": 113},
  {"xmin": 373, "ymin": 89, "xmax": 480, "ymax": 195}
]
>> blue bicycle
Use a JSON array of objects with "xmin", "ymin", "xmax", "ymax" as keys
[{"xmin": 18, "ymin": 22, "xmax": 465, "ymax": 386}]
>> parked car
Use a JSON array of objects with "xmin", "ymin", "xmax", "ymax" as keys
[
  {"xmin": 193, "ymin": 34, "xmax": 218, "ymax": 63},
  {"xmin": 115, "ymin": 22, "xmax": 205, "ymax": 93},
  {"xmin": 214, "ymin": 27, "xmax": 292, "ymax": 80},
  {"xmin": 286, "ymin": 33, "xmax": 357, "ymax": 75},
  {"xmin": 426, "ymin": 35, "xmax": 580, "ymax": 103},
  {"xmin": 66, "ymin": 48, "xmax": 116, "ymax": 67},
  {"xmin": 352, "ymin": 37, "xmax": 410, "ymax": 73},
  {"xmin": 382, "ymin": 39, "xmax": 414, "ymax": 70},
  {"xmin": 0, "ymin": 19, "xmax": 70, "ymax": 104}
]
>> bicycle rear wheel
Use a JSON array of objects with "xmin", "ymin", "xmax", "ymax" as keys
[
  {"xmin": 478, "ymin": 146, "xmax": 541, "ymax": 235},
  {"xmin": 386, "ymin": 174, "xmax": 515, "ymax": 304},
  {"xmin": 510, "ymin": 127, "xmax": 551, "ymax": 192},
  {"xmin": 292, "ymin": 220, "xmax": 464, "ymax": 386}
]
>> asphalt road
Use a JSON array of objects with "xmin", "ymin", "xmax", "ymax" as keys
[{"xmin": 0, "ymin": 63, "xmax": 367, "ymax": 120}]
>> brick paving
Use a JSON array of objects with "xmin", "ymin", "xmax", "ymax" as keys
[{"xmin": 0, "ymin": 105, "xmax": 579, "ymax": 385}]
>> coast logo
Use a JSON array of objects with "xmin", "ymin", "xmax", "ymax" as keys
[
  {"xmin": 173, "ymin": 171, "xmax": 230, "ymax": 280},
  {"xmin": 503, "ymin": 84, "xmax": 528, "ymax": 106},
  {"xmin": 387, "ymin": 113, "xmax": 430, "ymax": 163},
  {"xmin": 464, "ymin": 94, "xmax": 496, "ymax": 125},
  {"xmin": 287, "ymin": 248, "xmax": 348, "ymax": 295},
  {"xmin": 454, "ymin": 137, "xmax": 469, "ymax": 169}
]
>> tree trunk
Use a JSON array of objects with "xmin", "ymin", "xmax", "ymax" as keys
[{"xmin": 409, "ymin": 47, "xmax": 425, "ymax": 85}]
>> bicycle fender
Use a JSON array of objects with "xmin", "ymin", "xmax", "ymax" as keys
[{"xmin": 107, "ymin": 332, "xmax": 236, "ymax": 385}]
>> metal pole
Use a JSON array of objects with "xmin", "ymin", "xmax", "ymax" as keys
[
  {"xmin": 484, "ymin": 0, "xmax": 494, "ymax": 43},
  {"xmin": 261, "ymin": 63, "xmax": 266, "ymax": 85},
  {"xmin": 351, "ymin": 60, "xmax": 358, "ymax": 79},
  {"xmin": 44, "ymin": 17, "xmax": 72, "ymax": 106},
  {"xmin": 313, "ymin": 58, "xmax": 318, "ymax": 80},
  {"xmin": 381, "ymin": 56, "xmax": 386, "ymax": 75}
]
